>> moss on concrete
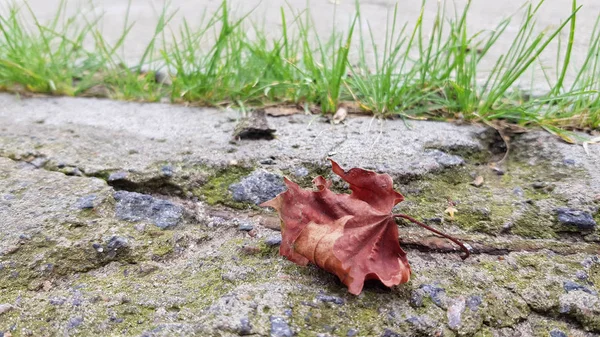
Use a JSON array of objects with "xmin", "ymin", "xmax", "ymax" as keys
[
  {"xmin": 394, "ymin": 148, "xmax": 586, "ymax": 239},
  {"xmin": 511, "ymin": 206, "xmax": 557, "ymax": 239},
  {"xmin": 195, "ymin": 165, "xmax": 254, "ymax": 209}
]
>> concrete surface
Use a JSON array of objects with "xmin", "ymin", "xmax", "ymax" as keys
[{"xmin": 0, "ymin": 93, "xmax": 599, "ymax": 336}]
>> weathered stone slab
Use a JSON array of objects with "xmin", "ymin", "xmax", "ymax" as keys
[{"xmin": 0, "ymin": 94, "xmax": 599, "ymax": 336}]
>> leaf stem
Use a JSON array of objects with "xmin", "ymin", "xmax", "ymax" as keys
[{"xmin": 393, "ymin": 213, "xmax": 470, "ymax": 260}]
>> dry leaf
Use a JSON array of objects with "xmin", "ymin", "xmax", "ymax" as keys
[
  {"xmin": 264, "ymin": 106, "xmax": 301, "ymax": 117},
  {"xmin": 232, "ymin": 109, "xmax": 276, "ymax": 140},
  {"xmin": 445, "ymin": 206, "xmax": 458, "ymax": 220},
  {"xmin": 339, "ymin": 101, "xmax": 370, "ymax": 114},
  {"xmin": 470, "ymin": 176, "xmax": 484, "ymax": 187},
  {"xmin": 261, "ymin": 159, "xmax": 470, "ymax": 294},
  {"xmin": 332, "ymin": 107, "xmax": 347, "ymax": 124}
]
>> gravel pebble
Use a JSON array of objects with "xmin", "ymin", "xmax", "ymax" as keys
[
  {"xmin": 556, "ymin": 208, "xmax": 597, "ymax": 231},
  {"xmin": 106, "ymin": 236, "xmax": 129, "ymax": 259},
  {"xmin": 75, "ymin": 194, "xmax": 97, "ymax": 209},
  {"xmin": 575, "ymin": 270, "xmax": 588, "ymax": 280},
  {"xmin": 563, "ymin": 280, "xmax": 598, "ymax": 295},
  {"xmin": 381, "ymin": 329, "xmax": 401, "ymax": 337},
  {"xmin": 466, "ymin": 295, "xmax": 482, "ymax": 311},
  {"xmin": 160, "ymin": 165, "xmax": 174, "ymax": 177},
  {"xmin": 114, "ymin": 191, "xmax": 183, "ymax": 229},
  {"xmin": 229, "ymin": 170, "xmax": 286, "ymax": 205},
  {"xmin": 0, "ymin": 304, "xmax": 14, "ymax": 315},
  {"xmin": 239, "ymin": 317, "xmax": 252, "ymax": 335},
  {"xmin": 549, "ymin": 329, "xmax": 568, "ymax": 337},
  {"xmin": 238, "ymin": 221, "xmax": 254, "ymax": 231},
  {"xmin": 447, "ymin": 297, "xmax": 466, "ymax": 329},
  {"xmin": 346, "ymin": 328, "xmax": 359, "ymax": 337},
  {"xmin": 265, "ymin": 235, "xmax": 282, "ymax": 246},
  {"xmin": 411, "ymin": 284, "xmax": 446, "ymax": 308},
  {"xmin": 316, "ymin": 294, "xmax": 345, "ymax": 305},
  {"xmin": 293, "ymin": 167, "xmax": 310, "ymax": 177},
  {"xmin": 426, "ymin": 150, "xmax": 465, "ymax": 168},
  {"xmin": 270, "ymin": 316, "xmax": 292, "ymax": 337},
  {"xmin": 108, "ymin": 171, "xmax": 128, "ymax": 181},
  {"xmin": 67, "ymin": 316, "xmax": 84, "ymax": 329}
]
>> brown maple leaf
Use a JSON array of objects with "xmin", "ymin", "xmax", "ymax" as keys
[{"xmin": 261, "ymin": 159, "xmax": 470, "ymax": 295}]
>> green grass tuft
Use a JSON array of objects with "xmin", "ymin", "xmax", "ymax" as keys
[{"xmin": 0, "ymin": 0, "xmax": 598, "ymax": 139}]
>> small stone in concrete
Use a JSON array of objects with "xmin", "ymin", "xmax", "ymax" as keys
[
  {"xmin": 293, "ymin": 166, "xmax": 309, "ymax": 177},
  {"xmin": 346, "ymin": 328, "xmax": 359, "ymax": 337},
  {"xmin": 67, "ymin": 167, "xmax": 83, "ymax": 176},
  {"xmin": 67, "ymin": 316, "xmax": 84, "ymax": 329},
  {"xmin": 0, "ymin": 303, "xmax": 14, "ymax": 315},
  {"xmin": 50, "ymin": 297, "xmax": 66, "ymax": 305},
  {"xmin": 114, "ymin": 191, "xmax": 183, "ymax": 229},
  {"xmin": 381, "ymin": 329, "xmax": 401, "ymax": 337},
  {"xmin": 106, "ymin": 236, "xmax": 129, "ymax": 255},
  {"xmin": 575, "ymin": 270, "xmax": 588, "ymax": 280},
  {"xmin": 92, "ymin": 243, "xmax": 103, "ymax": 253},
  {"xmin": 556, "ymin": 208, "xmax": 597, "ymax": 231},
  {"xmin": 232, "ymin": 109, "xmax": 276, "ymax": 140},
  {"xmin": 229, "ymin": 170, "xmax": 286, "ymax": 205},
  {"xmin": 260, "ymin": 158, "xmax": 275, "ymax": 165},
  {"xmin": 160, "ymin": 165, "xmax": 174, "ymax": 177},
  {"xmin": 512, "ymin": 187, "xmax": 525, "ymax": 197},
  {"xmin": 238, "ymin": 221, "xmax": 254, "ymax": 231},
  {"xmin": 411, "ymin": 284, "xmax": 446, "ymax": 307},
  {"xmin": 581, "ymin": 256, "xmax": 599, "ymax": 269},
  {"xmin": 466, "ymin": 295, "xmax": 482, "ymax": 311},
  {"xmin": 426, "ymin": 150, "xmax": 465, "ymax": 168},
  {"xmin": 75, "ymin": 194, "xmax": 97, "ymax": 209},
  {"xmin": 270, "ymin": 316, "xmax": 292, "ymax": 337},
  {"xmin": 563, "ymin": 281, "xmax": 598, "ymax": 295},
  {"xmin": 550, "ymin": 329, "xmax": 568, "ymax": 337},
  {"xmin": 316, "ymin": 294, "xmax": 345, "ymax": 305},
  {"xmin": 558, "ymin": 291, "xmax": 600, "ymax": 328},
  {"xmin": 239, "ymin": 317, "xmax": 252, "ymax": 335},
  {"xmin": 30, "ymin": 157, "xmax": 48, "ymax": 168},
  {"xmin": 447, "ymin": 297, "xmax": 466, "ymax": 329},
  {"xmin": 108, "ymin": 171, "xmax": 128, "ymax": 181},
  {"xmin": 265, "ymin": 234, "xmax": 282, "ymax": 246}
]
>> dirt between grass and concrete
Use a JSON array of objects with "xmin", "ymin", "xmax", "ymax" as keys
[{"xmin": 0, "ymin": 93, "xmax": 599, "ymax": 337}]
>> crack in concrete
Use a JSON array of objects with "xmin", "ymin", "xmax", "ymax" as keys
[{"xmin": 1, "ymin": 149, "xmax": 596, "ymax": 260}]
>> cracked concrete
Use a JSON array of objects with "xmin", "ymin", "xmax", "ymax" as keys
[{"xmin": 1, "ymin": 93, "xmax": 599, "ymax": 336}]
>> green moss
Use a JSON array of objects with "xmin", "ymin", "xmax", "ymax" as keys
[
  {"xmin": 286, "ymin": 290, "xmax": 387, "ymax": 336},
  {"xmin": 511, "ymin": 206, "xmax": 557, "ymax": 239},
  {"xmin": 530, "ymin": 320, "xmax": 570, "ymax": 337},
  {"xmin": 590, "ymin": 263, "xmax": 600, "ymax": 290},
  {"xmin": 423, "ymin": 144, "xmax": 492, "ymax": 164},
  {"xmin": 148, "ymin": 231, "xmax": 175, "ymax": 258},
  {"xmin": 196, "ymin": 165, "xmax": 253, "ymax": 209},
  {"xmin": 395, "ymin": 149, "xmax": 589, "ymax": 239},
  {"xmin": 482, "ymin": 290, "xmax": 531, "ymax": 328},
  {"xmin": 473, "ymin": 327, "xmax": 494, "ymax": 337},
  {"xmin": 515, "ymin": 253, "xmax": 581, "ymax": 274}
]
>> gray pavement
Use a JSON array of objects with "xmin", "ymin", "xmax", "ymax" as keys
[{"xmin": 1, "ymin": 93, "xmax": 599, "ymax": 336}]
